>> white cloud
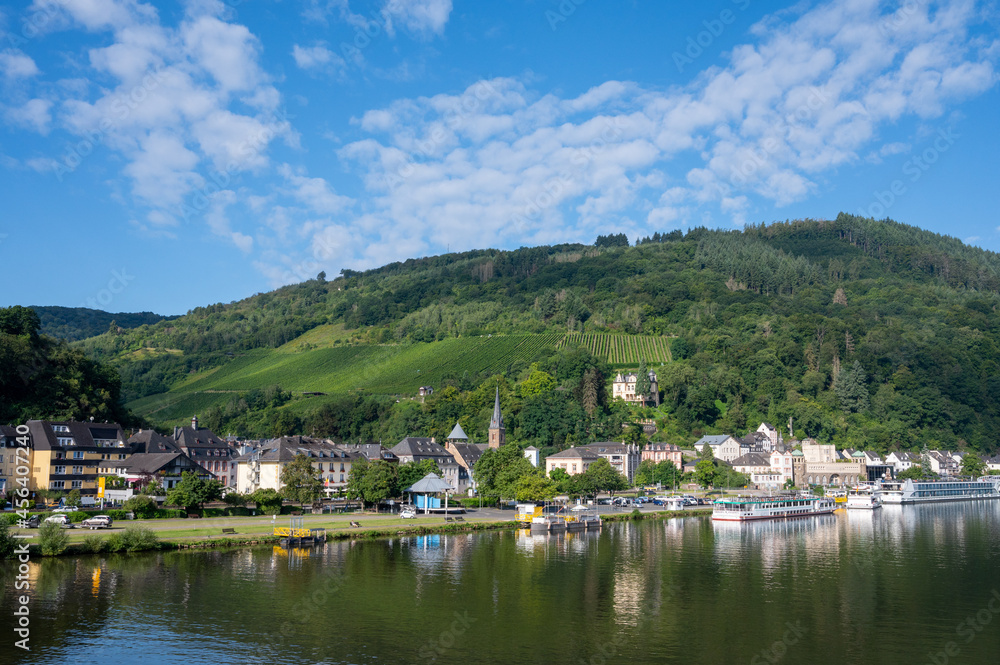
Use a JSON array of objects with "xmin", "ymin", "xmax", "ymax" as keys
[
  {"xmin": 319, "ymin": 0, "xmax": 997, "ymax": 280},
  {"xmin": 5, "ymin": 98, "xmax": 52, "ymax": 133},
  {"xmin": 382, "ymin": 0, "xmax": 452, "ymax": 37},
  {"xmin": 0, "ymin": 50, "xmax": 40, "ymax": 79},
  {"xmin": 292, "ymin": 43, "xmax": 345, "ymax": 72}
]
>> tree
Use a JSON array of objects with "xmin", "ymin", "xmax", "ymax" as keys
[
  {"xmin": 897, "ymin": 466, "xmax": 926, "ymax": 481},
  {"xmin": 223, "ymin": 491, "xmax": 250, "ymax": 507},
  {"xmin": 835, "ymin": 360, "xmax": 870, "ymax": 413},
  {"xmin": 474, "ymin": 444, "xmax": 536, "ymax": 498},
  {"xmin": 695, "ymin": 459, "xmax": 717, "ymax": 488},
  {"xmin": 699, "ymin": 442, "xmax": 715, "ymax": 461},
  {"xmin": 577, "ymin": 458, "xmax": 628, "ymax": 496},
  {"xmin": 166, "ymin": 471, "xmax": 223, "ymax": 511},
  {"xmin": 65, "ymin": 489, "xmax": 82, "ymax": 507},
  {"xmin": 634, "ymin": 460, "xmax": 656, "ymax": 487},
  {"xmin": 960, "ymin": 454, "xmax": 986, "ymax": 478},
  {"xmin": 248, "ymin": 488, "xmax": 283, "ymax": 514},
  {"xmin": 635, "ymin": 360, "xmax": 651, "ymax": 403},
  {"xmin": 280, "ymin": 454, "xmax": 324, "ymax": 505},
  {"xmin": 362, "ymin": 460, "xmax": 399, "ymax": 509},
  {"xmin": 512, "ymin": 474, "xmax": 557, "ymax": 502},
  {"xmin": 124, "ymin": 495, "xmax": 157, "ymax": 518},
  {"xmin": 397, "ymin": 459, "xmax": 441, "ymax": 491}
]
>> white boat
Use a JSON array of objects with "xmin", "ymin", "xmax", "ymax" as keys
[
  {"xmin": 846, "ymin": 486, "xmax": 882, "ymax": 510},
  {"xmin": 712, "ymin": 494, "xmax": 836, "ymax": 521},
  {"xmin": 878, "ymin": 478, "xmax": 1000, "ymax": 504}
]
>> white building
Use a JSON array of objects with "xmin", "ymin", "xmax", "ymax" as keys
[
  {"xmin": 769, "ymin": 449, "xmax": 794, "ymax": 484},
  {"xmin": 612, "ymin": 370, "xmax": 659, "ymax": 406},
  {"xmin": 235, "ymin": 436, "xmax": 361, "ymax": 496}
]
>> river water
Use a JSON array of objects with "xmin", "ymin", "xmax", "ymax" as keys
[{"xmin": 4, "ymin": 502, "xmax": 1000, "ymax": 665}]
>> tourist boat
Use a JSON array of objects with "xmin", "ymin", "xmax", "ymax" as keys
[
  {"xmin": 878, "ymin": 478, "xmax": 1000, "ymax": 504},
  {"xmin": 845, "ymin": 486, "xmax": 882, "ymax": 510},
  {"xmin": 712, "ymin": 494, "xmax": 836, "ymax": 521}
]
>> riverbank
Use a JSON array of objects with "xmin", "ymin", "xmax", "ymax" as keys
[{"xmin": 13, "ymin": 506, "xmax": 713, "ymax": 557}]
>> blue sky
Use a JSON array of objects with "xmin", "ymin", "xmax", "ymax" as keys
[{"xmin": 1, "ymin": 0, "xmax": 998, "ymax": 315}]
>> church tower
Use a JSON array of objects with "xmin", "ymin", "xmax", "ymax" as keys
[{"xmin": 488, "ymin": 386, "xmax": 505, "ymax": 448}]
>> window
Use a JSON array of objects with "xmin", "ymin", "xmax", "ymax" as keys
[
  {"xmin": 54, "ymin": 466, "xmax": 66, "ymax": 474},
  {"xmin": 57, "ymin": 437, "xmax": 75, "ymax": 446},
  {"xmin": 72, "ymin": 466, "xmax": 84, "ymax": 474},
  {"xmin": 54, "ymin": 452, "xmax": 65, "ymax": 460},
  {"xmin": 52, "ymin": 425, "xmax": 69, "ymax": 433},
  {"xmin": 71, "ymin": 481, "xmax": 82, "ymax": 489},
  {"xmin": 73, "ymin": 451, "xmax": 84, "ymax": 459},
  {"xmin": 339, "ymin": 474, "xmax": 344, "ymax": 482},
  {"xmin": 50, "ymin": 481, "xmax": 65, "ymax": 489}
]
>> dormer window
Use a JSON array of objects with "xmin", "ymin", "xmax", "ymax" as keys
[{"xmin": 53, "ymin": 425, "xmax": 70, "ymax": 433}]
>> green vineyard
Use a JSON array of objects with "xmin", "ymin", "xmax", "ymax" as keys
[
  {"xmin": 129, "ymin": 334, "xmax": 565, "ymax": 422},
  {"xmin": 558, "ymin": 333, "xmax": 672, "ymax": 365}
]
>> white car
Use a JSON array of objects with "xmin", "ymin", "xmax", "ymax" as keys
[
  {"xmin": 80, "ymin": 515, "xmax": 113, "ymax": 529},
  {"xmin": 52, "ymin": 506, "xmax": 77, "ymax": 513},
  {"xmin": 400, "ymin": 506, "xmax": 417, "ymax": 519},
  {"xmin": 43, "ymin": 514, "xmax": 73, "ymax": 527}
]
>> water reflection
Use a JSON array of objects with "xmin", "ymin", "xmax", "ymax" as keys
[{"xmin": 4, "ymin": 503, "xmax": 1000, "ymax": 665}]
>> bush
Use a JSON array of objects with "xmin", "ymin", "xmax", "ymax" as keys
[
  {"xmin": 106, "ymin": 526, "xmax": 159, "ymax": 553},
  {"xmin": 81, "ymin": 534, "xmax": 106, "ymax": 554},
  {"xmin": 155, "ymin": 509, "xmax": 186, "ymax": 519},
  {"xmin": 104, "ymin": 509, "xmax": 132, "ymax": 521},
  {"xmin": 457, "ymin": 497, "xmax": 498, "ymax": 508},
  {"xmin": 39, "ymin": 521, "xmax": 69, "ymax": 556},
  {"xmin": 0, "ymin": 521, "xmax": 15, "ymax": 558},
  {"xmin": 68, "ymin": 511, "xmax": 91, "ymax": 523},
  {"xmin": 124, "ymin": 495, "xmax": 157, "ymax": 519}
]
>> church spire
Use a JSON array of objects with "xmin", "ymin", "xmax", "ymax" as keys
[{"xmin": 488, "ymin": 385, "xmax": 505, "ymax": 448}]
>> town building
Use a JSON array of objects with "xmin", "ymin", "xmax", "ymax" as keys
[
  {"xmin": 756, "ymin": 422, "xmax": 783, "ymax": 450},
  {"xmin": 577, "ymin": 442, "xmax": 641, "ymax": 482},
  {"xmin": 173, "ymin": 416, "xmax": 237, "ymax": 486},
  {"xmin": 731, "ymin": 452, "xmax": 773, "ymax": 477},
  {"xmin": 693, "ymin": 434, "xmax": 740, "ymax": 461},
  {"xmin": 0, "ymin": 425, "xmax": 25, "ymax": 495},
  {"xmin": 390, "ymin": 436, "xmax": 467, "ymax": 493},
  {"xmin": 885, "ymin": 451, "xmax": 919, "ymax": 472},
  {"xmin": 523, "ymin": 446, "xmax": 540, "ymax": 467},
  {"xmin": 99, "ymin": 451, "xmax": 213, "ymax": 490},
  {"xmin": 25, "ymin": 420, "xmax": 128, "ymax": 495},
  {"xmin": 641, "ymin": 443, "xmax": 683, "ymax": 468},
  {"xmin": 235, "ymin": 436, "xmax": 361, "ymax": 496},
  {"xmin": 612, "ymin": 370, "xmax": 660, "ymax": 406},
  {"xmin": 801, "ymin": 438, "xmax": 837, "ymax": 464},
  {"xmin": 545, "ymin": 446, "xmax": 601, "ymax": 477},
  {"xmin": 769, "ymin": 449, "xmax": 794, "ymax": 485}
]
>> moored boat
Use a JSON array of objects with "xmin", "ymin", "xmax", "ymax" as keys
[
  {"xmin": 846, "ymin": 486, "xmax": 882, "ymax": 510},
  {"xmin": 878, "ymin": 478, "xmax": 1000, "ymax": 504},
  {"xmin": 712, "ymin": 494, "xmax": 836, "ymax": 521}
]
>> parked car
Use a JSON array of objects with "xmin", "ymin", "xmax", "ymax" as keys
[
  {"xmin": 43, "ymin": 514, "xmax": 72, "ymax": 527},
  {"xmin": 22, "ymin": 515, "xmax": 41, "ymax": 528},
  {"xmin": 400, "ymin": 506, "xmax": 417, "ymax": 519},
  {"xmin": 633, "ymin": 496, "xmax": 648, "ymax": 504},
  {"xmin": 52, "ymin": 506, "xmax": 77, "ymax": 513},
  {"xmin": 598, "ymin": 498, "xmax": 613, "ymax": 505},
  {"xmin": 80, "ymin": 515, "xmax": 113, "ymax": 529}
]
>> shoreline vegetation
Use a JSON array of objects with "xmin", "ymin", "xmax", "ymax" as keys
[{"xmin": 10, "ymin": 507, "xmax": 712, "ymax": 558}]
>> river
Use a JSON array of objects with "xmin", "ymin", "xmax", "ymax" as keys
[{"xmin": 4, "ymin": 502, "xmax": 1000, "ymax": 664}]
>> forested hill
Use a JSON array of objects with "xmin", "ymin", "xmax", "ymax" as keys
[
  {"xmin": 76, "ymin": 213, "xmax": 1000, "ymax": 453},
  {"xmin": 32, "ymin": 306, "xmax": 177, "ymax": 342}
]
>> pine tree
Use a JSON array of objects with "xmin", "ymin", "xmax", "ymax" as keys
[
  {"xmin": 635, "ymin": 360, "xmax": 651, "ymax": 404},
  {"xmin": 835, "ymin": 360, "xmax": 869, "ymax": 413}
]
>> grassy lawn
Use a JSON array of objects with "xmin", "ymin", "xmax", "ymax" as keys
[{"xmin": 42, "ymin": 511, "xmax": 508, "ymax": 544}]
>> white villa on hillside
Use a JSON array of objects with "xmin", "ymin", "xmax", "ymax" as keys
[{"xmin": 612, "ymin": 370, "xmax": 659, "ymax": 406}]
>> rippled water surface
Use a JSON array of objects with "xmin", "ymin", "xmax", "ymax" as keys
[{"xmin": 4, "ymin": 502, "xmax": 1000, "ymax": 664}]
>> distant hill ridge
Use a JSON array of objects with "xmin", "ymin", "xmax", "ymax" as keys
[
  {"xmin": 32, "ymin": 306, "xmax": 178, "ymax": 342},
  {"xmin": 69, "ymin": 214, "xmax": 1000, "ymax": 452}
]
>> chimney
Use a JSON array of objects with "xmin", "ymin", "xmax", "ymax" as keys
[
  {"xmin": 173, "ymin": 426, "xmax": 179, "ymax": 440},
  {"xmin": 430, "ymin": 437, "xmax": 435, "ymax": 444},
  {"xmin": 191, "ymin": 415, "xmax": 198, "ymax": 430}
]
